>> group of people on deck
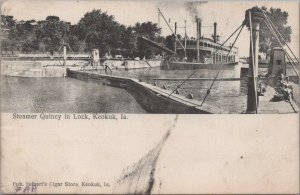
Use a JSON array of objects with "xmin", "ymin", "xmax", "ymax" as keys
[{"xmin": 275, "ymin": 73, "xmax": 293, "ymax": 102}]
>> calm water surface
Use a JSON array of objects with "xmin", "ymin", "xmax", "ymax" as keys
[
  {"xmin": 100, "ymin": 64, "xmax": 248, "ymax": 113},
  {"xmin": 2, "ymin": 63, "xmax": 250, "ymax": 113},
  {"xmin": 1, "ymin": 76, "xmax": 147, "ymax": 113}
]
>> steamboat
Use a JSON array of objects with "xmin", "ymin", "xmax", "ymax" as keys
[{"xmin": 140, "ymin": 8, "xmax": 239, "ymax": 70}]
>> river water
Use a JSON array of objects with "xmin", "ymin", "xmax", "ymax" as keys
[
  {"xmin": 1, "ymin": 63, "xmax": 249, "ymax": 113},
  {"xmin": 100, "ymin": 64, "xmax": 248, "ymax": 113},
  {"xmin": 1, "ymin": 76, "xmax": 147, "ymax": 113}
]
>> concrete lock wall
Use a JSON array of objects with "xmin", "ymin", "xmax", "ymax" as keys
[
  {"xmin": 124, "ymin": 60, "xmax": 161, "ymax": 70},
  {"xmin": 102, "ymin": 60, "xmax": 125, "ymax": 69},
  {"xmin": 1, "ymin": 60, "xmax": 66, "ymax": 77}
]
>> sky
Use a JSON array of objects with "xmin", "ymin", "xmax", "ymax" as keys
[{"xmin": 1, "ymin": 0, "xmax": 299, "ymax": 57}]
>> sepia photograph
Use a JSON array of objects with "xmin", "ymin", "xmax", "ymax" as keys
[
  {"xmin": 1, "ymin": 0, "xmax": 299, "ymax": 114},
  {"xmin": 1, "ymin": 0, "xmax": 299, "ymax": 194}
]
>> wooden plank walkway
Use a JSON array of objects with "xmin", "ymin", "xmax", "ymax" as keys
[
  {"xmin": 258, "ymin": 86, "xmax": 299, "ymax": 114},
  {"xmin": 153, "ymin": 77, "xmax": 243, "ymax": 81}
]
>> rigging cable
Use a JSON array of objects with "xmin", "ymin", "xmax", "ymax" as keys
[
  {"xmin": 261, "ymin": 14, "xmax": 298, "ymax": 113},
  {"xmin": 262, "ymin": 15, "xmax": 299, "ymax": 77},
  {"xmin": 54, "ymin": 46, "xmax": 64, "ymax": 67},
  {"xmin": 158, "ymin": 8, "xmax": 185, "ymax": 51},
  {"xmin": 200, "ymin": 23, "xmax": 245, "ymax": 106},
  {"xmin": 262, "ymin": 10, "xmax": 299, "ymax": 65},
  {"xmin": 167, "ymin": 23, "xmax": 245, "ymax": 97}
]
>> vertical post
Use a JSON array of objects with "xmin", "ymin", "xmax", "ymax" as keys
[
  {"xmin": 92, "ymin": 49, "xmax": 100, "ymax": 66},
  {"xmin": 174, "ymin": 22, "xmax": 177, "ymax": 53},
  {"xmin": 245, "ymin": 8, "xmax": 264, "ymax": 113},
  {"xmin": 215, "ymin": 53, "xmax": 217, "ymax": 64},
  {"xmin": 196, "ymin": 18, "xmax": 200, "ymax": 62},
  {"xmin": 50, "ymin": 51, "xmax": 54, "ymax": 60},
  {"xmin": 63, "ymin": 41, "xmax": 67, "ymax": 67},
  {"xmin": 184, "ymin": 20, "xmax": 187, "ymax": 58}
]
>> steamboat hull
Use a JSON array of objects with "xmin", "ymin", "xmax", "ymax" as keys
[{"xmin": 162, "ymin": 61, "xmax": 238, "ymax": 70}]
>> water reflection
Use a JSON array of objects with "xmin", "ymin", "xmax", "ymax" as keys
[
  {"xmin": 102, "ymin": 64, "xmax": 247, "ymax": 113},
  {"xmin": 2, "ymin": 61, "xmax": 298, "ymax": 113},
  {"xmin": 2, "ymin": 63, "xmax": 247, "ymax": 113},
  {"xmin": 1, "ymin": 76, "xmax": 147, "ymax": 113}
]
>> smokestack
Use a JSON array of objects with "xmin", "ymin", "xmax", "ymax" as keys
[
  {"xmin": 174, "ymin": 22, "xmax": 177, "ymax": 53},
  {"xmin": 198, "ymin": 20, "xmax": 202, "ymax": 39},
  {"xmin": 196, "ymin": 17, "xmax": 199, "ymax": 39},
  {"xmin": 213, "ymin": 22, "xmax": 217, "ymax": 43}
]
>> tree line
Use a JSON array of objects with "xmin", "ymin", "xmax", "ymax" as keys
[
  {"xmin": 1, "ymin": 9, "xmax": 169, "ymax": 59},
  {"xmin": 1, "ymin": 7, "xmax": 292, "ymax": 59}
]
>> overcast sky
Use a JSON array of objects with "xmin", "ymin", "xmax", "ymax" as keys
[{"xmin": 1, "ymin": 0, "xmax": 299, "ymax": 57}]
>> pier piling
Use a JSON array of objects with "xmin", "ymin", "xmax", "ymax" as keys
[{"xmin": 245, "ymin": 7, "xmax": 264, "ymax": 113}]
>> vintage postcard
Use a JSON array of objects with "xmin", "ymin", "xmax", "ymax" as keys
[{"xmin": 1, "ymin": 0, "xmax": 299, "ymax": 194}]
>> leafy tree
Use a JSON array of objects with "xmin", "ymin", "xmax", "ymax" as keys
[
  {"xmin": 74, "ymin": 9, "xmax": 123, "ymax": 55},
  {"xmin": 46, "ymin": 16, "xmax": 60, "ymax": 22},
  {"xmin": 39, "ymin": 16, "xmax": 67, "ymax": 51},
  {"xmin": 133, "ymin": 22, "xmax": 160, "ymax": 39},
  {"xmin": 1, "ymin": 11, "xmax": 163, "ymax": 57},
  {"xmin": 116, "ymin": 25, "xmax": 135, "ymax": 58},
  {"xmin": 12, "ymin": 20, "xmax": 39, "ymax": 52},
  {"xmin": 1, "ymin": 15, "xmax": 16, "ymax": 28},
  {"xmin": 1, "ymin": 15, "xmax": 17, "ymax": 53},
  {"xmin": 165, "ymin": 34, "xmax": 175, "ymax": 51},
  {"xmin": 133, "ymin": 22, "xmax": 161, "ymax": 59},
  {"xmin": 259, "ymin": 7, "xmax": 292, "ymax": 57}
]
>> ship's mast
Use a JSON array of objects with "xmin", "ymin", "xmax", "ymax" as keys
[
  {"xmin": 196, "ymin": 17, "xmax": 200, "ymax": 62},
  {"xmin": 174, "ymin": 22, "xmax": 177, "ymax": 53}
]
